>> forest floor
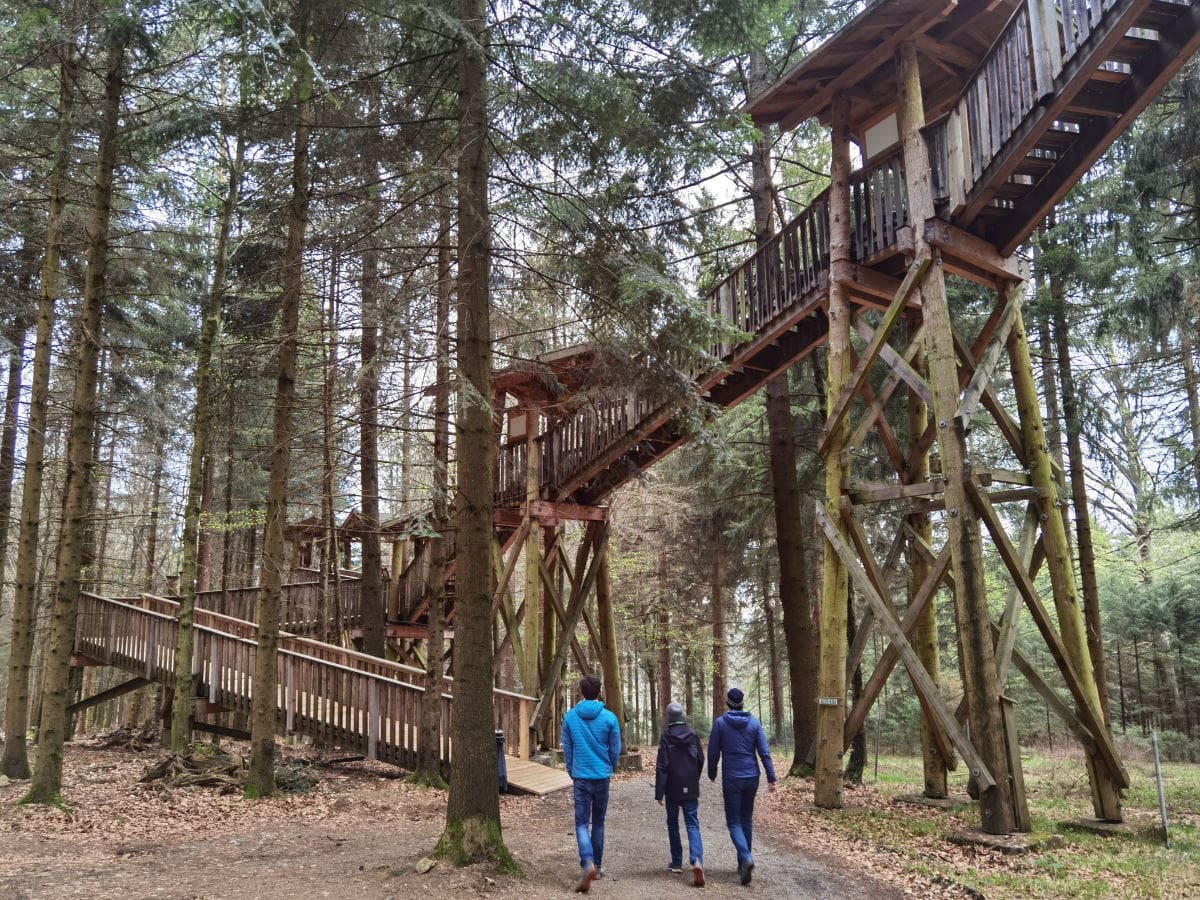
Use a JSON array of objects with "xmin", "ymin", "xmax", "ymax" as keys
[{"xmin": 0, "ymin": 737, "xmax": 1196, "ymax": 899}]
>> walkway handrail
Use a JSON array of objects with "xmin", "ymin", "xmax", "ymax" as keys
[{"xmin": 75, "ymin": 591, "xmax": 535, "ymax": 766}]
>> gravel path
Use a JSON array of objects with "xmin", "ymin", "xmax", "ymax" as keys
[{"xmin": 500, "ymin": 778, "xmax": 905, "ymax": 899}]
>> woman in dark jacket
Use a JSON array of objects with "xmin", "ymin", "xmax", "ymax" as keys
[{"xmin": 655, "ymin": 702, "xmax": 705, "ymax": 887}]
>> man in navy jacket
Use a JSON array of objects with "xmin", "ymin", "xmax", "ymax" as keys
[
  {"xmin": 562, "ymin": 674, "xmax": 622, "ymax": 893},
  {"xmin": 707, "ymin": 687, "xmax": 777, "ymax": 885}
]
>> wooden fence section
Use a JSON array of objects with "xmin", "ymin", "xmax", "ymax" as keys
[
  {"xmin": 194, "ymin": 578, "xmax": 370, "ymax": 637},
  {"xmin": 926, "ymin": 0, "xmax": 1122, "ymax": 206},
  {"xmin": 75, "ymin": 592, "xmax": 536, "ymax": 773}
]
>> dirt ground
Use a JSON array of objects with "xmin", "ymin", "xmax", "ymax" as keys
[{"xmin": 0, "ymin": 740, "xmax": 930, "ymax": 900}]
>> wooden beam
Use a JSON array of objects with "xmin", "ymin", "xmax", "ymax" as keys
[
  {"xmin": 531, "ymin": 522, "xmax": 606, "ymax": 735},
  {"xmin": 491, "ymin": 520, "xmax": 530, "ymax": 615},
  {"xmin": 847, "ymin": 479, "xmax": 943, "ymax": 505},
  {"xmin": 923, "ymin": 219, "xmax": 1027, "ymax": 284},
  {"xmin": 848, "ymin": 320, "xmax": 926, "ymax": 452},
  {"xmin": 844, "ymin": 526, "xmax": 909, "ymax": 680},
  {"xmin": 839, "ymin": 500, "xmax": 957, "ymax": 768},
  {"xmin": 967, "ymin": 479, "xmax": 1129, "ymax": 788},
  {"xmin": 956, "ymin": 288, "xmax": 1023, "ymax": 426},
  {"xmin": 538, "ymin": 552, "xmax": 593, "ymax": 674},
  {"xmin": 819, "ymin": 257, "xmax": 930, "ymax": 455},
  {"xmin": 816, "ymin": 502, "xmax": 992, "ymax": 788},
  {"xmin": 852, "ymin": 317, "xmax": 934, "ymax": 405},
  {"xmin": 66, "ymin": 677, "xmax": 152, "ymax": 715}
]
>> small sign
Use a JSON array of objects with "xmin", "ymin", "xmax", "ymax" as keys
[{"xmin": 817, "ymin": 697, "xmax": 840, "ymax": 707}]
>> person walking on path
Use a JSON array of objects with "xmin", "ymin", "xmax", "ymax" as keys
[
  {"xmin": 563, "ymin": 674, "xmax": 622, "ymax": 893},
  {"xmin": 655, "ymin": 701, "xmax": 706, "ymax": 887},
  {"xmin": 707, "ymin": 687, "xmax": 777, "ymax": 886}
]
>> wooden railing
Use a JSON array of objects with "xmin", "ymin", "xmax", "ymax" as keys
[
  {"xmin": 75, "ymin": 592, "xmax": 536, "ymax": 768},
  {"xmin": 852, "ymin": 151, "xmax": 908, "ymax": 259},
  {"xmin": 194, "ymin": 578, "xmax": 374, "ymax": 637},
  {"xmin": 926, "ymin": 0, "xmax": 1123, "ymax": 205},
  {"xmin": 541, "ymin": 395, "xmax": 657, "ymax": 493}
]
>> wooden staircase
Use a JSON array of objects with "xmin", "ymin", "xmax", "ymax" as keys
[{"xmin": 72, "ymin": 591, "xmax": 572, "ymax": 795}]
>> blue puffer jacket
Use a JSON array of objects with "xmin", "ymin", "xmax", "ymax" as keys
[
  {"xmin": 707, "ymin": 710, "xmax": 777, "ymax": 783},
  {"xmin": 562, "ymin": 699, "xmax": 622, "ymax": 780}
]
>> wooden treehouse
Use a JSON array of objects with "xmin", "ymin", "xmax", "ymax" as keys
[{"xmin": 69, "ymin": 0, "xmax": 1200, "ymax": 821}]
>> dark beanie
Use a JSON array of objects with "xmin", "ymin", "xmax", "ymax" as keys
[{"xmin": 726, "ymin": 687, "xmax": 744, "ymax": 709}]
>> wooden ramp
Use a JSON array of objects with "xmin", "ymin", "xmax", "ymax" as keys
[
  {"xmin": 506, "ymin": 757, "xmax": 574, "ymax": 796},
  {"xmin": 73, "ymin": 592, "xmax": 570, "ymax": 794}
]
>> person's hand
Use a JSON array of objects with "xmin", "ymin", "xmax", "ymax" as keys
[
  {"xmin": 657, "ymin": 798, "xmax": 664, "ymax": 806},
  {"xmin": 768, "ymin": 782, "xmax": 777, "ymax": 794}
]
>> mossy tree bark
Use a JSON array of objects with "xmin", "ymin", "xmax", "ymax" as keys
[
  {"xmin": 436, "ymin": 0, "xmax": 513, "ymax": 868},
  {"xmin": 245, "ymin": 0, "xmax": 312, "ymax": 799},
  {"xmin": 25, "ymin": 30, "xmax": 127, "ymax": 804},
  {"xmin": 171, "ymin": 120, "xmax": 244, "ymax": 752},
  {"xmin": 415, "ymin": 203, "xmax": 452, "ymax": 786},
  {"xmin": 2, "ymin": 9, "xmax": 78, "ymax": 781}
]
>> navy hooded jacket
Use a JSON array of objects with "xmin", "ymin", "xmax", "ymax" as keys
[
  {"xmin": 562, "ymin": 699, "xmax": 622, "ymax": 780},
  {"xmin": 706, "ymin": 710, "xmax": 777, "ymax": 783}
]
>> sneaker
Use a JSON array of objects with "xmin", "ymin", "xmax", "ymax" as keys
[
  {"xmin": 692, "ymin": 863, "xmax": 705, "ymax": 887},
  {"xmin": 594, "ymin": 868, "xmax": 605, "ymax": 879},
  {"xmin": 739, "ymin": 860, "xmax": 754, "ymax": 886},
  {"xmin": 667, "ymin": 864, "xmax": 683, "ymax": 874},
  {"xmin": 575, "ymin": 863, "xmax": 598, "ymax": 893}
]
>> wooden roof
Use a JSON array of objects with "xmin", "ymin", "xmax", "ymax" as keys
[
  {"xmin": 747, "ymin": 0, "xmax": 1022, "ymax": 133},
  {"xmin": 493, "ymin": 344, "xmax": 613, "ymax": 406}
]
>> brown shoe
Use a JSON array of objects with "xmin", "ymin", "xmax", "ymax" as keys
[
  {"xmin": 692, "ymin": 863, "xmax": 705, "ymax": 887},
  {"xmin": 575, "ymin": 864, "xmax": 598, "ymax": 893}
]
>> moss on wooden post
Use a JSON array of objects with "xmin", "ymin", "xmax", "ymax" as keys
[{"xmin": 813, "ymin": 92, "xmax": 853, "ymax": 810}]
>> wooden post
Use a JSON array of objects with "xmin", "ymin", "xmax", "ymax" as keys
[
  {"xmin": 595, "ymin": 532, "xmax": 625, "ymax": 743},
  {"xmin": 814, "ymin": 91, "xmax": 853, "ymax": 810},
  {"xmin": 897, "ymin": 41, "xmax": 1016, "ymax": 834},
  {"xmin": 1028, "ymin": 0, "xmax": 1063, "ymax": 99},
  {"xmin": 1006, "ymin": 291, "xmax": 1124, "ymax": 822},
  {"xmin": 906, "ymin": 316, "xmax": 949, "ymax": 798},
  {"xmin": 522, "ymin": 404, "xmax": 541, "ymax": 696},
  {"xmin": 388, "ymin": 538, "xmax": 404, "ymax": 619}
]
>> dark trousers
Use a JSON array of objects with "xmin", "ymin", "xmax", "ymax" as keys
[
  {"xmin": 665, "ymin": 797, "xmax": 703, "ymax": 867},
  {"xmin": 721, "ymin": 775, "xmax": 759, "ymax": 864},
  {"xmin": 573, "ymin": 777, "xmax": 610, "ymax": 868}
]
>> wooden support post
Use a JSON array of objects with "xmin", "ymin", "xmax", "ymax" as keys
[
  {"xmin": 388, "ymin": 538, "xmax": 403, "ymax": 619},
  {"xmin": 906, "ymin": 312, "xmax": 948, "ymax": 798},
  {"xmin": 817, "ymin": 505, "xmax": 994, "ymax": 790},
  {"xmin": 967, "ymin": 479, "xmax": 1129, "ymax": 791},
  {"xmin": 522, "ymin": 412, "xmax": 542, "ymax": 696},
  {"xmin": 1005, "ymin": 292, "xmax": 1124, "ymax": 822},
  {"xmin": 595, "ymin": 535, "xmax": 626, "ymax": 743},
  {"xmin": 897, "ymin": 40, "xmax": 1015, "ymax": 834},
  {"xmin": 814, "ymin": 91, "xmax": 853, "ymax": 811},
  {"xmin": 530, "ymin": 521, "xmax": 606, "ymax": 738},
  {"xmin": 1000, "ymin": 695, "xmax": 1032, "ymax": 832}
]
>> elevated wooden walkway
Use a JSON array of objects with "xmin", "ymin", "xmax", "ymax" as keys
[
  {"xmin": 387, "ymin": 0, "xmax": 1200, "ymax": 631},
  {"xmin": 71, "ymin": 591, "xmax": 571, "ymax": 795}
]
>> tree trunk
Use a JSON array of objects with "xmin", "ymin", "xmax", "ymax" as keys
[
  {"xmin": 595, "ymin": 537, "xmax": 625, "ymax": 741},
  {"xmin": 25, "ymin": 32, "xmax": 125, "ymax": 803},
  {"xmin": 143, "ymin": 445, "xmax": 164, "ymax": 592},
  {"xmin": 321, "ymin": 261, "xmax": 342, "ymax": 644},
  {"xmin": 758, "ymin": 554, "xmax": 785, "ymax": 744},
  {"xmin": 1179, "ymin": 315, "xmax": 1200, "ymax": 500},
  {"xmin": 245, "ymin": 0, "xmax": 311, "ymax": 798},
  {"xmin": 710, "ymin": 523, "xmax": 728, "ymax": 713},
  {"xmin": 0, "ymin": 321, "xmax": 29, "ymax": 609},
  {"xmin": 1052, "ymin": 295, "xmax": 1109, "ymax": 722},
  {"xmin": 170, "ymin": 123, "xmax": 243, "ymax": 751},
  {"xmin": 437, "ymin": 0, "xmax": 510, "ymax": 864},
  {"xmin": 357, "ymin": 85, "xmax": 385, "ymax": 657},
  {"xmin": 415, "ymin": 202, "xmax": 452, "ymax": 784},
  {"xmin": 843, "ymin": 590, "xmax": 867, "ymax": 784},
  {"xmin": 2, "ymin": 16, "xmax": 78, "ymax": 780}
]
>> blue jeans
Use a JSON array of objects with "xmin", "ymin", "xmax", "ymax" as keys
[
  {"xmin": 721, "ymin": 776, "xmax": 759, "ymax": 864},
  {"xmin": 573, "ymin": 778, "xmax": 610, "ymax": 868},
  {"xmin": 665, "ymin": 798, "xmax": 703, "ymax": 867}
]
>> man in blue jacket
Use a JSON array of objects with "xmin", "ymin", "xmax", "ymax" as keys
[
  {"xmin": 707, "ymin": 687, "xmax": 776, "ymax": 886},
  {"xmin": 562, "ymin": 674, "xmax": 622, "ymax": 893}
]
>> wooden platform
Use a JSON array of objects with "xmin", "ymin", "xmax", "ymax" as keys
[{"xmin": 505, "ymin": 757, "xmax": 573, "ymax": 796}]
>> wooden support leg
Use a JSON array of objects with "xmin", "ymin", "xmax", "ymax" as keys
[
  {"xmin": 814, "ymin": 92, "xmax": 853, "ymax": 811},
  {"xmin": 595, "ymin": 537, "xmax": 626, "ymax": 743},
  {"xmin": 1005, "ymin": 295, "xmax": 1124, "ymax": 822},
  {"xmin": 906, "ymin": 314, "xmax": 948, "ymax": 799},
  {"xmin": 896, "ymin": 39, "xmax": 1015, "ymax": 835}
]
